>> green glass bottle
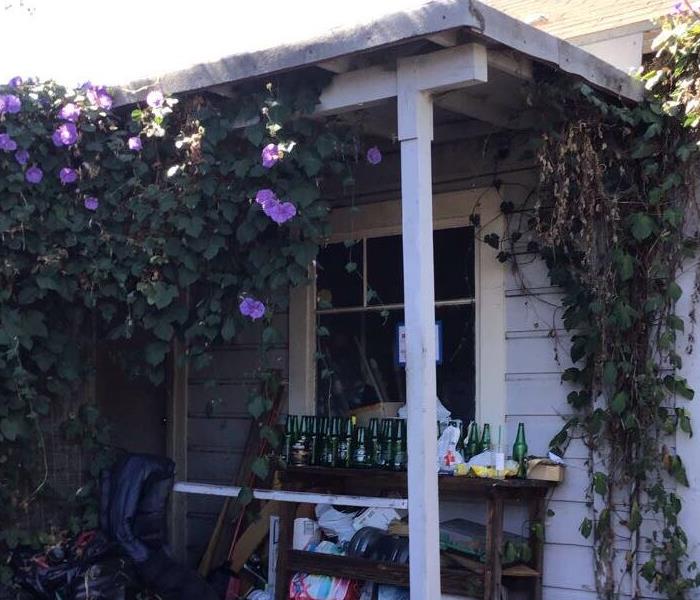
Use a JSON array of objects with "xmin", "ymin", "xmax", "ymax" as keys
[
  {"xmin": 291, "ymin": 416, "xmax": 311, "ymax": 466},
  {"xmin": 479, "ymin": 423, "xmax": 492, "ymax": 454},
  {"xmin": 512, "ymin": 422, "xmax": 528, "ymax": 478},
  {"xmin": 380, "ymin": 418, "xmax": 393, "ymax": 468},
  {"xmin": 368, "ymin": 418, "xmax": 381, "ymax": 467},
  {"xmin": 465, "ymin": 422, "xmax": 480, "ymax": 460},
  {"xmin": 309, "ymin": 416, "xmax": 319, "ymax": 466},
  {"xmin": 320, "ymin": 418, "xmax": 333, "ymax": 467},
  {"xmin": 329, "ymin": 417, "xmax": 340, "ymax": 467},
  {"xmin": 392, "ymin": 419, "xmax": 407, "ymax": 471},
  {"xmin": 281, "ymin": 415, "xmax": 298, "ymax": 465},
  {"xmin": 337, "ymin": 418, "xmax": 353, "ymax": 468},
  {"xmin": 452, "ymin": 419, "xmax": 464, "ymax": 453},
  {"xmin": 353, "ymin": 426, "xmax": 368, "ymax": 467}
]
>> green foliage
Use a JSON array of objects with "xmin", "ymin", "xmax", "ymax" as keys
[
  {"xmin": 0, "ymin": 76, "xmax": 360, "ymax": 569},
  {"xmin": 524, "ymin": 32, "xmax": 700, "ymax": 594}
]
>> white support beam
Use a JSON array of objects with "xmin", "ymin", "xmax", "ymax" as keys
[
  {"xmin": 173, "ymin": 481, "xmax": 408, "ymax": 509},
  {"xmin": 435, "ymin": 88, "xmax": 531, "ymax": 129},
  {"xmin": 396, "ymin": 50, "xmax": 462, "ymax": 600},
  {"xmin": 316, "ymin": 64, "xmax": 397, "ymax": 115},
  {"xmin": 488, "ymin": 49, "xmax": 534, "ymax": 81},
  {"xmin": 317, "ymin": 56, "xmax": 353, "ymax": 74},
  {"xmin": 316, "ymin": 44, "xmax": 488, "ymax": 115},
  {"xmin": 426, "ymin": 30, "xmax": 459, "ymax": 48}
]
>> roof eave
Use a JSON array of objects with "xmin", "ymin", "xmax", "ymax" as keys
[{"xmin": 114, "ymin": 0, "xmax": 644, "ymax": 107}]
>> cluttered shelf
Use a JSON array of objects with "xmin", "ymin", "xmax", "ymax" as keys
[
  {"xmin": 281, "ymin": 465, "xmax": 557, "ymax": 498},
  {"xmin": 275, "ymin": 465, "xmax": 556, "ymax": 600},
  {"xmin": 286, "ymin": 550, "xmax": 485, "ymax": 597}
]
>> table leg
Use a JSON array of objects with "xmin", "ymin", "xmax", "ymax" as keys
[
  {"xmin": 275, "ymin": 502, "xmax": 296, "ymax": 600},
  {"xmin": 484, "ymin": 493, "xmax": 504, "ymax": 600},
  {"xmin": 529, "ymin": 494, "xmax": 546, "ymax": 600}
]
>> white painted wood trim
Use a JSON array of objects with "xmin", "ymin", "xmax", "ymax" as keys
[
  {"xmin": 474, "ymin": 192, "xmax": 507, "ymax": 435},
  {"xmin": 173, "ymin": 481, "xmax": 408, "ymax": 509},
  {"xmin": 288, "ymin": 279, "xmax": 316, "ymax": 415},
  {"xmin": 396, "ymin": 56, "xmax": 441, "ymax": 600}
]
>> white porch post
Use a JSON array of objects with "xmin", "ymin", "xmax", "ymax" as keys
[{"xmin": 397, "ymin": 59, "xmax": 441, "ymax": 600}]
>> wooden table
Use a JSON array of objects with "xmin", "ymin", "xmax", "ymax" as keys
[{"xmin": 275, "ymin": 466, "xmax": 555, "ymax": 600}]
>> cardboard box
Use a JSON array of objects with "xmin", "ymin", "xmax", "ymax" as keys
[
  {"xmin": 527, "ymin": 459, "xmax": 565, "ymax": 482},
  {"xmin": 352, "ymin": 402, "xmax": 403, "ymax": 427}
]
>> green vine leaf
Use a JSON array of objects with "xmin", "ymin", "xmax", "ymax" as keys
[
  {"xmin": 611, "ymin": 391, "xmax": 628, "ymax": 415},
  {"xmin": 593, "ymin": 472, "xmax": 608, "ymax": 497},
  {"xmin": 602, "ymin": 362, "xmax": 617, "ymax": 385},
  {"xmin": 579, "ymin": 517, "xmax": 593, "ymax": 539},
  {"xmin": 0, "ymin": 418, "xmax": 19, "ymax": 442},
  {"xmin": 250, "ymin": 456, "xmax": 269, "ymax": 480},
  {"xmin": 628, "ymin": 501, "xmax": 642, "ymax": 532},
  {"xmin": 630, "ymin": 213, "xmax": 656, "ymax": 241}
]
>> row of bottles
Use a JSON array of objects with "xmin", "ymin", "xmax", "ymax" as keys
[
  {"xmin": 281, "ymin": 415, "xmax": 408, "ymax": 470},
  {"xmin": 280, "ymin": 415, "xmax": 529, "ymax": 477}
]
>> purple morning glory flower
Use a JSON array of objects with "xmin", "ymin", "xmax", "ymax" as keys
[
  {"xmin": 15, "ymin": 149, "xmax": 28, "ymax": 164},
  {"xmin": 239, "ymin": 297, "xmax": 266, "ymax": 320},
  {"xmin": 261, "ymin": 143, "xmax": 281, "ymax": 168},
  {"xmin": 1, "ymin": 95, "xmax": 21, "ymax": 114},
  {"xmin": 58, "ymin": 103, "xmax": 81, "ymax": 122},
  {"xmin": 52, "ymin": 123, "xmax": 78, "ymax": 147},
  {"xmin": 84, "ymin": 196, "xmax": 99, "ymax": 211},
  {"xmin": 8, "ymin": 76, "xmax": 22, "ymax": 88},
  {"xmin": 127, "ymin": 136, "xmax": 142, "ymax": 151},
  {"xmin": 265, "ymin": 201, "xmax": 297, "ymax": 224},
  {"xmin": 25, "ymin": 166, "xmax": 43, "ymax": 184},
  {"xmin": 0, "ymin": 133, "xmax": 17, "ymax": 152},
  {"xmin": 86, "ymin": 85, "xmax": 113, "ymax": 110},
  {"xmin": 366, "ymin": 146, "xmax": 382, "ymax": 165},
  {"xmin": 255, "ymin": 188, "xmax": 278, "ymax": 211},
  {"xmin": 59, "ymin": 167, "xmax": 78, "ymax": 185},
  {"xmin": 146, "ymin": 89, "xmax": 164, "ymax": 108}
]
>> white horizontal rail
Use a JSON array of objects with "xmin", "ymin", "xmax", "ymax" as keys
[{"xmin": 173, "ymin": 481, "xmax": 408, "ymax": 509}]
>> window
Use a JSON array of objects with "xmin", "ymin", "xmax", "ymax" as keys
[
  {"xmin": 288, "ymin": 189, "xmax": 506, "ymax": 430},
  {"xmin": 315, "ymin": 228, "xmax": 476, "ymax": 422}
]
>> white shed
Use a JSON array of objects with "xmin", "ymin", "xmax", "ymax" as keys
[{"xmin": 108, "ymin": 1, "xmax": 700, "ymax": 599}]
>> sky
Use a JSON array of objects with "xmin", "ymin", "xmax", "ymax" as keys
[{"xmin": 2, "ymin": 0, "xmax": 429, "ymax": 88}]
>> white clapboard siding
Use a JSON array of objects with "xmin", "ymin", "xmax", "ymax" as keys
[
  {"xmin": 506, "ymin": 333, "xmax": 574, "ymax": 375},
  {"xmin": 506, "ymin": 373, "xmax": 574, "ymax": 416},
  {"xmin": 506, "ymin": 292, "xmax": 565, "ymax": 334}
]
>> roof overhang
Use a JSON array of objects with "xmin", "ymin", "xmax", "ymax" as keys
[{"xmin": 114, "ymin": 0, "xmax": 643, "ymax": 107}]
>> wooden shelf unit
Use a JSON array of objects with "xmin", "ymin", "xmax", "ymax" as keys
[{"xmin": 276, "ymin": 467, "xmax": 556, "ymax": 600}]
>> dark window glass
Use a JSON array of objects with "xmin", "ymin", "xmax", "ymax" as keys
[
  {"xmin": 434, "ymin": 227, "xmax": 475, "ymax": 300},
  {"xmin": 316, "ymin": 305, "xmax": 475, "ymax": 421},
  {"xmin": 364, "ymin": 227, "xmax": 475, "ymax": 306},
  {"xmin": 316, "ymin": 241, "xmax": 364, "ymax": 309},
  {"xmin": 436, "ymin": 304, "xmax": 476, "ymax": 424},
  {"xmin": 366, "ymin": 235, "xmax": 403, "ymax": 305},
  {"xmin": 316, "ymin": 310, "xmax": 404, "ymax": 416}
]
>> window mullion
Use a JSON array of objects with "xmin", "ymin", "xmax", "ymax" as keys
[{"xmin": 363, "ymin": 237, "xmax": 368, "ymax": 308}]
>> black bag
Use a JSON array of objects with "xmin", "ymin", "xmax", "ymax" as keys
[{"xmin": 99, "ymin": 453, "xmax": 219, "ymax": 600}]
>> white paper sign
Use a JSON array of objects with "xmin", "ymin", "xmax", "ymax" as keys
[{"xmin": 397, "ymin": 322, "xmax": 442, "ymax": 365}]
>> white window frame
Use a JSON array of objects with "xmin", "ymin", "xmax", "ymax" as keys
[{"xmin": 288, "ymin": 187, "xmax": 506, "ymax": 429}]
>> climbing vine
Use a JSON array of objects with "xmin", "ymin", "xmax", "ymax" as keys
[
  {"xmin": 0, "ymin": 74, "xmax": 367, "ymax": 581},
  {"xmin": 492, "ymin": 8, "xmax": 700, "ymax": 598}
]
